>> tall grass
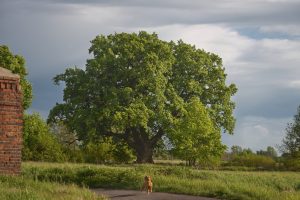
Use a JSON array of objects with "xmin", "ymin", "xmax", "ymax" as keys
[
  {"xmin": 22, "ymin": 162, "xmax": 300, "ymax": 200},
  {"xmin": 0, "ymin": 174, "xmax": 106, "ymax": 200}
]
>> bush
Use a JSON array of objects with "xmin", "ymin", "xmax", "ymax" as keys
[
  {"xmin": 230, "ymin": 154, "xmax": 276, "ymax": 170},
  {"xmin": 83, "ymin": 139, "xmax": 115, "ymax": 164},
  {"xmin": 23, "ymin": 113, "xmax": 66, "ymax": 162},
  {"xmin": 83, "ymin": 138, "xmax": 135, "ymax": 164},
  {"xmin": 63, "ymin": 148, "xmax": 84, "ymax": 163},
  {"xmin": 112, "ymin": 141, "xmax": 136, "ymax": 163},
  {"xmin": 282, "ymin": 151, "xmax": 300, "ymax": 171}
]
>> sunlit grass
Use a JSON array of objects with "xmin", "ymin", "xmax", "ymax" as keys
[
  {"xmin": 0, "ymin": 174, "xmax": 106, "ymax": 200},
  {"xmin": 21, "ymin": 162, "xmax": 300, "ymax": 200}
]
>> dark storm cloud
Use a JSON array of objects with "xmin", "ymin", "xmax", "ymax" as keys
[
  {"xmin": 28, "ymin": 75, "xmax": 64, "ymax": 117},
  {"xmin": 2, "ymin": 0, "xmax": 300, "ymax": 28},
  {"xmin": 235, "ymin": 86, "xmax": 300, "ymax": 118}
]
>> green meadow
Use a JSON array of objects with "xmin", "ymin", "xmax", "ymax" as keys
[
  {"xmin": 0, "ymin": 172, "xmax": 106, "ymax": 200},
  {"xmin": 13, "ymin": 162, "xmax": 300, "ymax": 200}
]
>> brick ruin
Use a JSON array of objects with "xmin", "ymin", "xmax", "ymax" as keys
[{"xmin": 0, "ymin": 67, "xmax": 23, "ymax": 175}]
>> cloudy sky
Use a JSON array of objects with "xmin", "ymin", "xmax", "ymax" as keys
[{"xmin": 1, "ymin": 0, "xmax": 300, "ymax": 152}]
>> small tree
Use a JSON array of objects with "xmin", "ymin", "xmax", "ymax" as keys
[
  {"xmin": 23, "ymin": 113, "xmax": 66, "ymax": 162},
  {"xmin": 0, "ymin": 45, "xmax": 33, "ymax": 109},
  {"xmin": 280, "ymin": 105, "xmax": 300, "ymax": 154},
  {"xmin": 49, "ymin": 122, "xmax": 83, "ymax": 162},
  {"xmin": 280, "ymin": 105, "xmax": 300, "ymax": 170},
  {"xmin": 170, "ymin": 97, "xmax": 226, "ymax": 166}
]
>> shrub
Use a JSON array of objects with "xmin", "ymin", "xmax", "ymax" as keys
[
  {"xmin": 230, "ymin": 154, "xmax": 276, "ymax": 169},
  {"xmin": 83, "ymin": 139, "xmax": 115, "ymax": 164},
  {"xmin": 282, "ymin": 151, "xmax": 300, "ymax": 171},
  {"xmin": 83, "ymin": 138, "xmax": 135, "ymax": 164},
  {"xmin": 23, "ymin": 113, "xmax": 66, "ymax": 162}
]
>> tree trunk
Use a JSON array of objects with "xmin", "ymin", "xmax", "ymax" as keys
[
  {"xmin": 124, "ymin": 127, "xmax": 164, "ymax": 164},
  {"xmin": 135, "ymin": 143, "xmax": 154, "ymax": 163}
]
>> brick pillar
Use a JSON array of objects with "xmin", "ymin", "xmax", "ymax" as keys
[{"xmin": 0, "ymin": 67, "xmax": 23, "ymax": 175}]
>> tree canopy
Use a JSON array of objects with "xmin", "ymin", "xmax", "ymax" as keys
[
  {"xmin": 0, "ymin": 45, "xmax": 33, "ymax": 109},
  {"xmin": 170, "ymin": 97, "xmax": 226, "ymax": 165},
  {"xmin": 48, "ymin": 31, "xmax": 237, "ymax": 163}
]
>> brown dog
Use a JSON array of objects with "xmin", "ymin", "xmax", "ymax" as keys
[{"xmin": 141, "ymin": 176, "xmax": 153, "ymax": 194}]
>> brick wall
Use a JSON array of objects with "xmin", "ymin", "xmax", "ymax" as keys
[{"xmin": 0, "ymin": 68, "xmax": 23, "ymax": 175}]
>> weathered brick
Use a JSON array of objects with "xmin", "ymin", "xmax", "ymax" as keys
[{"xmin": 0, "ymin": 67, "xmax": 23, "ymax": 175}]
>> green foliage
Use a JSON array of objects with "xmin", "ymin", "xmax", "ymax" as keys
[
  {"xmin": 231, "ymin": 145, "xmax": 243, "ymax": 155},
  {"xmin": 49, "ymin": 122, "xmax": 135, "ymax": 164},
  {"xmin": 49, "ymin": 122, "xmax": 84, "ymax": 162},
  {"xmin": 83, "ymin": 138, "xmax": 135, "ymax": 164},
  {"xmin": 170, "ymin": 40, "xmax": 237, "ymax": 134},
  {"xmin": 23, "ymin": 113, "xmax": 66, "ymax": 162},
  {"xmin": 63, "ymin": 148, "xmax": 84, "ymax": 163},
  {"xmin": 83, "ymin": 138, "xmax": 115, "ymax": 164},
  {"xmin": 170, "ymin": 97, "xmax": 226, "ymax": 165},
  {"xmin": 226, "ymin": 145, "xmax": 277, "ymax": 170},
  {"xmin": 50, "ymin": 122, "xmax": 78, "ymax": 149},
  {"xmin": 229, "ymin": 154, "xmax": 276, "ymax": 169},
  {"xmin": 280, "ymin": 105, "xmax": 300, "ymax": 170},
  {"xmin": 281, "ymin": 151, "xmax": 300, "ymax": 171},
  {"xmin": 0, "ymin": 45, "xmax": 33, "ymax": 109},
  {"xmin": 153, "ymin": 137, "xmax": 173, "ymax": 160},
  {"xmin": 0, "ymin": 175, "xmax": 105, "ymax": 200},
  {"xmin": 22, "ymin": 162, "xmax": 300, "ymax": 200},
  {"xmin": 48, "ymin": 31, "xmax": 237, "ymax": 163},
  {"xmin": 112, "ymin": 141, "xmax": 136, "ymax": 163},
  {"xmin": 257, "ymin": 146, "xmax": 278, "ymax": 158},
  {"xmin": 281, "ymin": 105, "xmax": 300, "ymax": 154}
]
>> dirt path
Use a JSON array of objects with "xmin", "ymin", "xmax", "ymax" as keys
[{"xmin": 92, "ymin": 188, "xmax": 218, "ymax": 200}]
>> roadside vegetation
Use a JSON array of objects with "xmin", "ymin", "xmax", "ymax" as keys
[
  {"xmin": 0, "ymin": 174, "xmax": 106, "ymax": 200},
  {"xmin": 22, "ymin": 162, "xmax": 300, "ymax": 200}
]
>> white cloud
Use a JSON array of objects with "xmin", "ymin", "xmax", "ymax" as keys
[
  {"xmin": 222, "ymin": 116, "xmax": 290, "ymax": 151},
  {"xmin": 137, "ymin": 24, "xmax": 255, "ymax": 75},
  {"xmin": 138, "ymin": 25, "xmax": 300, "ymax": 85},
  {"xmin": 288, "ymin": 80, "xmax": 300, "ymax": 88}
]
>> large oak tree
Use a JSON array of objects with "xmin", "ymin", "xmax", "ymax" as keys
[{"xmin": 48, "ymin": 32, "xmax": 237, "ymax": 163}]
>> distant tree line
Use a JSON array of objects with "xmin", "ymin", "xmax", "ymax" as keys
[
  {"xmin": 21, "ymin": 110, "xmax": 300, "ymax": 170},
  {"xmin": 222, "ymin": 145, "xmax": 278, "ymax": 170}
]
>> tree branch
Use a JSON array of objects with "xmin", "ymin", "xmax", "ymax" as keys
[{"xmin": 150, "ymin": 128, "xmax": 164, "ymax": 146}]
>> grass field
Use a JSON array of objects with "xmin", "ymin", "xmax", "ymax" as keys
[
  {"xmin": 0, "ymin": 173, "xmax": 106, "ymax": 200},
  {"xmin": 21, "ymin": 162, "xmax": 300, "ymax": 200}
]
